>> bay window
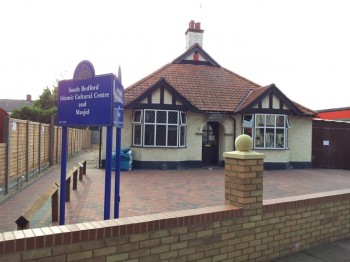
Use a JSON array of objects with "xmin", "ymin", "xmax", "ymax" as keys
[
  {"xmin": 132, "ymin": 109, "xmax": 187, "ymax": 147},
  {"xmin": 243, "ymin": 114, "xmax": 290, "ymax": 149}
]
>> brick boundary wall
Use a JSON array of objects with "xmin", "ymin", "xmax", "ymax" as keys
[{"xmin": 1, "ymin": 144, "xmax": 350, "ymax": 261}]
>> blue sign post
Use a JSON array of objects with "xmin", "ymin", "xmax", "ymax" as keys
[
  {"xmin": 59, "ymin": 126, "xmax": 68, "ymax": 225},
  {"xmin": 57, "ymin": 60, "xmax": 123, "ymax": 224},
  {"xmin": 113, "ymin": 78, "xmax": 124, "ymax": 218}
]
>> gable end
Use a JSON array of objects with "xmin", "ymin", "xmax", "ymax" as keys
[
  {"xmin": 172, "ymin": 44, "xmax": 220, "ymax": 67},
  {"xmin": 240, "ymin": 84, "xmax": 305, "ymax": 116},
  {"xmin": 125, "ymin": 78, "xmax": 198, "ymax": 112}
]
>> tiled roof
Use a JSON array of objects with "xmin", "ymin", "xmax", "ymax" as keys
[
  {"xmin": 236, "ymin": 84, "xmax": 316, "ymax": 116},
  {"xmin": 235, "ymin": 86, "xmax": 269, "ymax": 112},
  {"xmin": 125, "ymin": 63, "xmax": 262, "ymax": 112},
  {"xmin": 124, "ymin": 44, "xmax": 315, "ymax": 117},
  {"xmin": 0, "ymin": 99, "xmax": 34, "ymax": 113},
  {"xmin": 292, "ymin": 101, "xmax": 317, "ymax": 116}
]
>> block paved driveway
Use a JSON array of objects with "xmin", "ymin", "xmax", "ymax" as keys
[{"xmin": 1, "ymin": 148, "xmax": 350, "ymax": 233}]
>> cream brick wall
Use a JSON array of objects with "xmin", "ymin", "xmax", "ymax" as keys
[
  {"xmin": 288, "ymin": 116, "xmax": 312, "ymax": 162},
  {"xmin": 242, "ymin": 116, "xmax": 312, "ymax": 163},
  {"xmin": 121, "ymin": 109, "xmax": 133, "ymax": 149},
  {"xmin": 117, "ymin": 111, "xmax": 238, "ymax": 162},
  {"xmin": 255, "ymin": 149, "xmax": 291, "ymax": 163},
  {"xmin": 108, "ymin": 109, "xmax": 312, "ymax": 164}
]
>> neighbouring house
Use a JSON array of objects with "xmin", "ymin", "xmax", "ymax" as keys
[
  {"xmin": 102, "ymin": 21, "xmax": 316, "ymax": 170},
  {"xmin": 316, "ymin": 107, "xmax": 350, "ymax": 121},
  {"xmin": 0, "ymin": 94, "xmax": 34, "ymax": 115},
  {"xmin": 0, "ymin": 95, "xmax": 34, "ymax": 143},
  {"xmin": 312, "ymin": 107, "xmax": 350, "ymax": 169},
  {"xmin": 0, "ymin": 108, "xmax": 8, "ymax": 143},
  {"xmin": 312, "ymin": 118, "xmax": 350, "ymax": 169}
]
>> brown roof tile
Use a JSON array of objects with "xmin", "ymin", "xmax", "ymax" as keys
[
  {"xmin": 235, "ymin": 86, "xmax": 269, "ymax": 112},
  {"xmin": 236, "ymin": 84, "xmax": 316, "ymax": 116},
  {"xmin": 292, "ymin": 101, "xmax": 317, "ymax": 116},
  {"xmin": 125, "ymin": 63, "xmax": 261, "ymax": 112}
]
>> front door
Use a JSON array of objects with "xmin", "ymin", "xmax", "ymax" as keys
[{"xmin": 202, "ymin": 122, "xmax": 219, "ymax": 166}]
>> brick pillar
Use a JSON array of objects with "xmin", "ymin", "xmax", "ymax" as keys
[{"xmin": 224, "ymin": 135, "xmax": 265, "ymax": 213}]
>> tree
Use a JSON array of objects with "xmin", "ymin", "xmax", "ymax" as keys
[{"xmin": 34, "ymin": 86, "xmax": 57, "ymax": 109}]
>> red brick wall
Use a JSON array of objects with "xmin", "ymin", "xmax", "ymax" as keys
[
  {"xmin": 1, "ymin": 192, "xmax": 350, "ymax": 261},
  {"xmin": 1, "ymin": 148, "xmax": 350, "ymax": 261}
]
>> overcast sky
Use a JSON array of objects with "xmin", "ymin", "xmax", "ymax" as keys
[{"xmin": 1, "ymin": 0, "xmax": 349, "ymax": 110}]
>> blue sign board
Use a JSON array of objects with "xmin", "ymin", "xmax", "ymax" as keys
[
  {"xmin": 57, "ymin": 74, "xmax": 114, "ymax": 126},
  {"xmin": 57, "ymin": 60, "xmax": 125, "ymax": 225},
  {"xmin": 113, "ymin": 77, "xmax": 124, "ymax": 128}
]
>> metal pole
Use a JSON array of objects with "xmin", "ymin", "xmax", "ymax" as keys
[
  {"xmin": 114, "ymin": 127, "xmax": 121, "ymax": 218},
  {"xmin": 59, "ymin": 126, "xmax": 68, "ymax": 225},
  {"xmin": 104, "ymin": 126, "xmax": 113, "ymax": 219},
  {"xmin": 56, "ymin": 127, "xmax": 59, "ymax": 164},
  {"xmin": 98, "ymin": 126, "xmax": 102, "ymax": 168}
]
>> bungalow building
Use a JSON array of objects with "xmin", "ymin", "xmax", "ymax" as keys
[{"xmin": 104, "ymin": 21, "xmax": 316, "ymax": 170}]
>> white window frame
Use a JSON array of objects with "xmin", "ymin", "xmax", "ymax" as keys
[
  {"xmin": 179, "ymin": 111, "xmax": 187, "ymax": 147},
  {"xmin": 132, "ymin": 110, "xmax": 143, "ymax": 146},
  {"xmin": 243, "ymin": 114, "xmax": 290, "ymax": 150},
  {"xmin": 132, "ymin": 109, "xmax": 187, "ymax": 148}
]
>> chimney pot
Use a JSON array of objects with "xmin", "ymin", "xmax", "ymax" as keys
[
  {"xmin": 195, "ymin": 22, "xmax": 201, "ymax": 30},
  {"xmin": 189, "ymin": 20, "xmax": 195, "ymax": 29}
]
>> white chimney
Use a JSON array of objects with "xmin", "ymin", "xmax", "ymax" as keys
[{"xmin": 185, "ymin": 20, "xmax": 204, "ymax": 49}]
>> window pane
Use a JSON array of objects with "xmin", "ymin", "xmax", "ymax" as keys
[
  {"xmin": 145, "ymin": 111, "xmax": 155, "ymax": 123},
  {"xmin": 276, "ymin": 115, "xmax": 285, "ymax": 127},
  {"xmin": 181, "ymin": 112, "xmax": 187, "ymax": 124},
  {"xmin": 133, "ymin": 110, "xmax": 142, "ymax": 123},
  {"xmin": 156, "ymin": 125, "xmax": 166, "ymax": 146},
  {"xmin": 144, "ymin": 125, "xmax": 155, "ymax": 145},
  {"xmin": 252, "ymin": 114, "xmax": 289, "ymax": 149},
  {"xmin": 256, "ymin": 115, "xmax": 265, "ymax": 127},
  {"xmin": 266, "ymin": 115, "xmax": 275, "ymax": 127},
  {"xmin": 276, "ymin": 129, "xmax": 285, "ymax": 148},
  {"xmin": 156, "ymin": 111, "xmax": 166, "ymax": 123},
  {"xmin": 255, "ymin": 128, "xmax": 264, "ymax": 147},
  {"xmin": 265, "ymin": 128, "xmax": 275, "ymax": 148},
  {"xmin": 168, "ymin": 111, "xmax": 178, "ymax": 124},
  {"xmin": 243, "ymin": 115, "xmax": 253, "ymax": 127},
  {"xmin": 133, "ymin": 124, "xmax": 142, "ymax": 145},
  {"xmin": 168, "ymin": 125, "xmax": 178, "ymax": 146},
  {"xmin": 180, "ymin": 126, "xmax": 186, "ymax": 146}
]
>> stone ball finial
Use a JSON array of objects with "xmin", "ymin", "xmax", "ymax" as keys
[{"xmin": 235, "ymin": 134, "xmax": 253, "ymax": 152}]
